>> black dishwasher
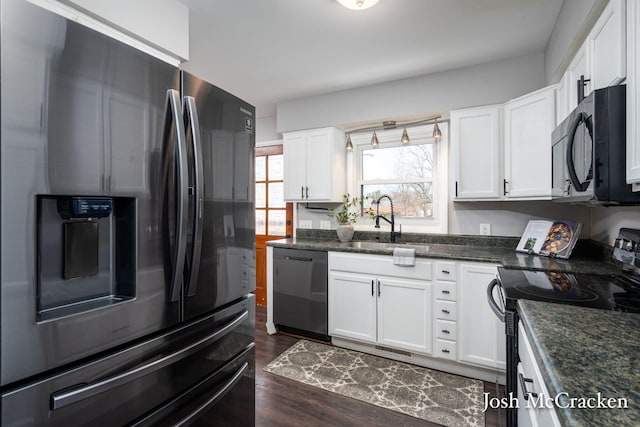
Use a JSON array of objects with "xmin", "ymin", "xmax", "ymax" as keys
[{"xmin": 273, "ymin": 248, "xmax": 329, "ymax": 341}]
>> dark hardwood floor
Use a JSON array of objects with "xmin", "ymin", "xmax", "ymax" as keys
[{"xmin": 255, "ymin": 306, "xmax": 506, "ymax": 427}]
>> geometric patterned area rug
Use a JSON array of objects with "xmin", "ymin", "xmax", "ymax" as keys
[{"xmin": 263, "ymin": 340, "xmax": 485, "ymax": 427}]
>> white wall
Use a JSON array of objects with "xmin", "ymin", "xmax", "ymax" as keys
[
  {"xmin": 276, "ymin": 53, "xmax": 545, "ymax": 133},
  {"xmin": 256, "ymin": 116, "xmax": 279, "ymax": 143},
  {"xmin": 590, "ymin": 206, "xmax": 640, "ymax": 245}
]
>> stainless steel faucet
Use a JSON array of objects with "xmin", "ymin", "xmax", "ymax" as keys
[{"xmin": 374, "ymin": 194, "xmax": 401, "ymax": 242}]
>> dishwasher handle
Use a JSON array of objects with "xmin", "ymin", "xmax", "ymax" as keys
[
  {"xmin": 284, "ymin": 256, "xmax": 313, "ymax": 262},
  {"xmin": 487, "ymin": 279, "xmax": 505, "ymax": 322}
]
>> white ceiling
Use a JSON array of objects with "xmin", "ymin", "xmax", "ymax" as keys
[{"xmin": 179, "ymin": 0, "xmax": 564, "ymax": 118}]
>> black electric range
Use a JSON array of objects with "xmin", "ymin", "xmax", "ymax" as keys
[
  {"xmin": 487, "ymin": 228, "xmax": 640, "ymax": 427},
  {"xmin": 496, "ymin": 268, "xmax": 640, "ymax": 313}
]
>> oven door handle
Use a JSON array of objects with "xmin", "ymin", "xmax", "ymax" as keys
[{"xmin": 487, "ymin": 279, "xmax": 505, "ymax": 322}]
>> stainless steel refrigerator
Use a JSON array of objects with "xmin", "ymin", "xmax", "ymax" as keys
[{"xmin": 1, "ymin": 0, "xmax": 256, "ymax": 425}]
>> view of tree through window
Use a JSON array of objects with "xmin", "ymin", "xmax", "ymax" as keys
[{"xmin": 361, "ymin": 144, "xmax": 434, "ymax": 218}]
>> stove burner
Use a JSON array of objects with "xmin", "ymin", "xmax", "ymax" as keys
[{"xmin": 513, "ymin": 283, "xmax": 599, "ymax": 302}]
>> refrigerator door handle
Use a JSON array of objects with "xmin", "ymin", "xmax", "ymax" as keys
[
  {"xmin": 183, "ymin": 96, "xmax": 204, "ymax": 297},
  {"xmin": 50, "ymin": 310, "xmax": 249, "ymax": 410},
  {"xmin": 162, "ymin": 89, "xmax": 189, "ymax": 302},
  {"xmin": 173, "ymin": 361, "xmax": 248, "ymax": 427}
]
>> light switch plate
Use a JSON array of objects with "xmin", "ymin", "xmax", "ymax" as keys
[
  {"xmin": 320, "ymin": 220, "xmax": 331, "ymax": 230},
  {"xmin": 480, "ymin": 224, "xmax": 491, "ymax": 235},
  {"xmin": 299, "ymin": 220, "xmax": 312, "ymax": 229}
]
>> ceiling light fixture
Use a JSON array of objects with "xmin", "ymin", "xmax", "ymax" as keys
[
  {"xmin": 342, "ymin": 114, "xmax": 442, "ymax": 151},
  {"xmin": 336, "ymin": 0, "xmax": 380, "ymax": 10},
  {"xmin": 370, "ymin": 131, "xmax": 379, "ymax": 147},
  {"xmin": 345, "ymin": 134, "xmax": 353, "ymax": 151},
  {"xmin": 401, "ymin": 128, "xmax": 410, "ymax": 144},
  {"xmin": 432, "ymin": 120, "xmax": 442, "ymax": 141}
]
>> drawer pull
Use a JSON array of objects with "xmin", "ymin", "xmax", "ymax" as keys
[
  {"xmin": 442, "ymin": 290, "xmax": 450, "ymax": 295},
  {"xmin": 442, "ymin": 329, "xmax": 450, "ymax": 334},
  {"xmin": 441, "ymin": 349, "xmax": 450, "ymax": 354},
  {"xmin": 441, "ymin": 270, "xmax": 450, "ymax": 274},
  {"xmin": 441, "ymin": 309, "xmax": 450, "ymax": 314},
  {"xmin": 518, "ymin": 373, "xmax": 538, "ymax": 401}
]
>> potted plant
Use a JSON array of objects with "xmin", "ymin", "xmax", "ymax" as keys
[{"xmin": 328, "ymin": 193, "xmax": 374, "ymax": 242}]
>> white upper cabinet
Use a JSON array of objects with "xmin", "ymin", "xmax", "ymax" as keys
[
  {"xmin": 451, "ymin": 105, "xmax": 502, "ymax": 199},
  {"xmin": 627, "ymin": 0, "xmax": 640, "ymax": 186},
  {"xmin": 503, "ymin": 86, "xmax": 556, "ymax": 199},
  {"xmin": 590, "ymin": 0, "xmax": 626, "ymax": 90},
  {"xmin": 283, "ymin": 127, "xmax": 346, "ymax": 202},
  {"xmin": 566, "ymin": 40, "xmax": 591, "ymax": 113}
]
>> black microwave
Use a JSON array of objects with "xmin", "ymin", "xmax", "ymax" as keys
[{"xmin": 552, "ymin": 84, "xmax": 640, "ymax": 205}]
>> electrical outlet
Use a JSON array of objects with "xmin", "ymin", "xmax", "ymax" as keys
[
  {"xmin": 480, "ymin": 224, "xmax": 491, "ymax": 235},
  {"xmin": 299, "ymin": 220, "xmax": 312, "ymax": 229},
  {"xmin": 320, "ymin": 220, "xmax": 331, "ymax": 230}
]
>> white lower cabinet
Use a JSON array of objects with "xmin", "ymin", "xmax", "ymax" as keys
[
  {"xmin": 328, "ymin": 272, "xmax": 377, "ymax": 343},
  {"xmin": 518, "ymin": 324, "xmax": 561, "ymax": 427},
  {"xmin": 328, "ymin": 252, "xmax": 433, "ymax": 354},
  {"xmin": 458, "ymin": 263, "xmax": 506, "ymax": 370},
  {"xmin": 329, "ymin": 252, "xmax": 506, "ymax": 380}
]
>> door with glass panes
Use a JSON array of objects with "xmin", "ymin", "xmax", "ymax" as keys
[{"xmin": 255, "ymin": 145, "xmax": 292, "ymax": 306}]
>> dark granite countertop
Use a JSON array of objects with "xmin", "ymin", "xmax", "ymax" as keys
[
  {"xmin": 518, "ymin": 300, "xmax": 640, "ymax": 426},
  {"xmin": 267, "ymin": 230, "xmax": 618, "ymax": 274}
]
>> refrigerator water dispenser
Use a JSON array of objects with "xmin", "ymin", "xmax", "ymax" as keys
[{"xmin": 36, "ymin": 196, "xmax": 136, "ymax": 321}]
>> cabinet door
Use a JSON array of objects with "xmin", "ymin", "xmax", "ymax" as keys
[
  {"xmin": 504, "ymin": 87, "xmax": 555, "ymax": 199},
  {"xmin": 627, "ymin": 0, "xmax": 640, "ymax": 185},
  {"xmin": 305, "ymin": 128, "xmax": 332, "ymax": 200},
  {"xmin": 590, "ymin": 0, "xmax": 626, "ymax": 90},
  {"xmin": 458, "ymin": 263, "xmax": 505, "ymax": 370},
  {"xmin": 283, "ymin": 132, "xmax": 307, "ymax": 201},
  {"xmin": 566, "ymin": 41, "xmax": 591, "ymax": 112},
  {"xmin": 328, "ymin": 271, "xmax": 376, "ymax": 343},
  {"xmin": 377, "ymin": 278, "xmax": 432, "ymax": 354},
  {"xmin": 451, "ymin": 106, "xmax": 502, "ymax": 199}
]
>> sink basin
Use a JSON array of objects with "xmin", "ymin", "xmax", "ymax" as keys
[{"xmin": 342, "ymin": 241, "xmax": 429, "ymax": 252}]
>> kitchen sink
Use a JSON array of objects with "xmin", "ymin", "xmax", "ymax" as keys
[{"xmin": 342, "ymin": 241, "xmax": 430, "ymax": 252}]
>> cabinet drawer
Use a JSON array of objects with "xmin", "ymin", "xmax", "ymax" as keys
[
  {"xmin": 434, "ymin": 300, "xmax": 456, "ymax": 321},
  {"xmin": 328, "ymin": 252, "xmax": 432, "ymax": 280},
  {"xmin": 435, "ymin": 319, "xmax": 457, "ymax": 341},
  {"xmin": 435, "ymin": 339, "xmax": 457, "ymax": 360},
  {"xmin": 435, "ymin": 262, "xmax": 456, "ymax": 281},
  {"xmin": 434, "ymin": 281, "xmax": 456, "ymax": 301}
]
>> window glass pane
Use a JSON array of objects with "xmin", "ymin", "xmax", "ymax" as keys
[
  {"xmin": 255, "ymin": 156, "xmax": 266, "ymax": 181},
  {"xmin": 363, "ymin": 183, "xmax": 433, "ymax": 218},
  {"xmin": 255, "ymin": 183, "xmax": 266, "ymax": 208},
  {"xmin": 268, "ymin": 154, "xmax": 284, "ymax": 180},
  {"xmin": 256, "ymin": 210, "xmax": 266, "ymax": 235},
  {"xmin": 363, "ymin": 144, "xmax": 433, "ymax": 181},
  {"xmin": 268, "ymin": 210, "xmax": 286, "ymax": 236},
  {"xmin": 268, "ymin": 182, "xmax": 285, "ymax": 208}
]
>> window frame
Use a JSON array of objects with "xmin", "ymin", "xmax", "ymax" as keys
[{"xmin": 348, "ymin": 123, "xmax": 448, "ymax": 233}]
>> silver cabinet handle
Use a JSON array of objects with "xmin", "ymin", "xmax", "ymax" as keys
[
  {"xmin": 162, "ymin": 89, "xmax": 189, "ymax": 302},
  {"xmin": 50, "ymin": 310, "xmax": 249, "ymax": 410},
  {"xmin": 184, "ymin": 96, "xmax": 204, "ymax": 297}
]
